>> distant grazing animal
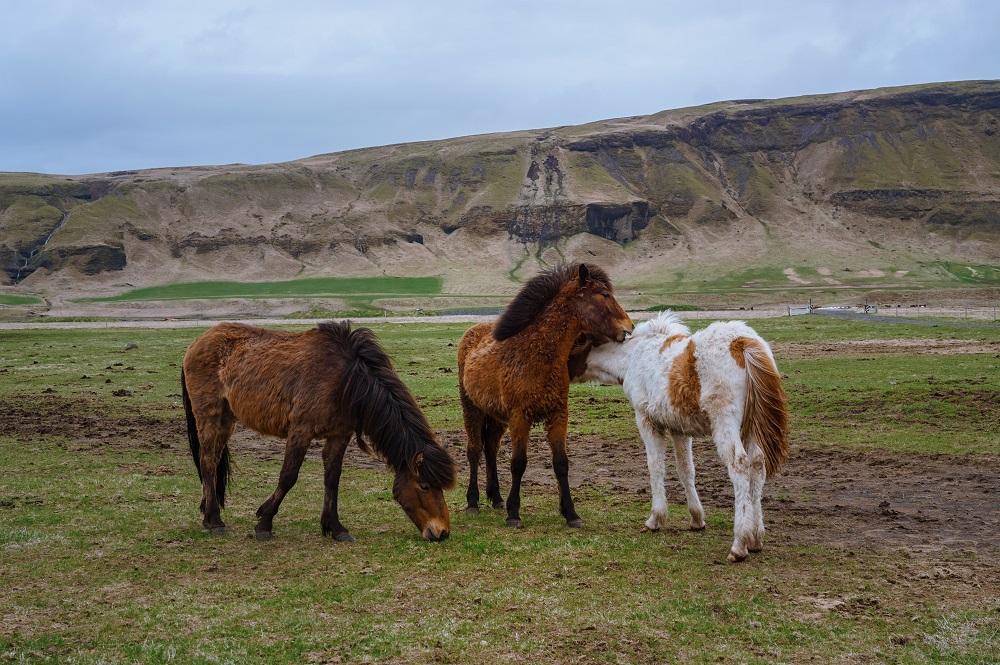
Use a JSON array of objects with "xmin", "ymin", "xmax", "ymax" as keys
[
  {"xmin": 458, "ymin": 263, "xmax": 634, "ymax": 528},
  {"xmin": 575, "ymin": 312, "xmax": 789, "ymax": 562},
  {"xmin": 181, "ymin": 321, "xmax": 456, "ymax": 542}
]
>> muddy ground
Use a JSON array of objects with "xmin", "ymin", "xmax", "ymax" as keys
[
  {"xmin": 773, "ymin": 338, "xmax": 1000, "ymax": 359},
  {"xmin": 3, "ymin": 395, "xmax": 998, "ymax": 563}
]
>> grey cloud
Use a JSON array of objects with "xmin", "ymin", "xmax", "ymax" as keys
[{"xmin": 1, "ymin": 0, "xmax": 998, "ymax": 174}]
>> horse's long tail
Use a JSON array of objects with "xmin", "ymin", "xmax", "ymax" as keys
[
  {"xmin": 325, "ymin": 321, "xmax": 456, "ymax": 489},
  {"xmin": 734, "ymin": 337, "xmax": 789, "ymax": 476},
  {"xmin": 181, "ymin": 368, "xmax": 230, "ymax": 507}
]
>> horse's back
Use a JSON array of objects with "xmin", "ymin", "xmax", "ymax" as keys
[
  {"xmin": 692, "ymin": 321, "xmax": 775, "ymax": 379},
  {"xmin": 184, "ymin": 323, "xmax": 348, "ymax": 439}
]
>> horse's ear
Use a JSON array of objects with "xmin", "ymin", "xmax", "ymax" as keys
[
  {"xmin": 413, "ymin": 451, "xmax": 425, "ymax": 470},
  {"xmin": 578, "ymin": 264, "xmax": 590, "ymax": 286}
]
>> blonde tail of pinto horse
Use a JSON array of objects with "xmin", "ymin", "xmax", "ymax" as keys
[{"xmin": 735, "ymin": 337, "xmax": 790, "ymax": 477}]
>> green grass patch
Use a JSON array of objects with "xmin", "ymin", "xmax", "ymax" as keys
[
  {"xmin": 937, "ymin": 261, "xmax": 1000, "ymax": 285},
  {"xmin": 82, "ymin": 276, "xmax": 444, "ymax": 303},
  {"xmin": 0, "ymin": 438, "xmax": 992, "ymax": 664},
  {"xmin": 0, "ymin": 294, "xmax": 43, "ymax": 306}
]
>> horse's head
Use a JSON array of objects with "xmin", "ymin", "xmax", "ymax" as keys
[
  {"xmin": 392, "ymin": 447, "xmax": 454, "ymax": 542},
  {"xmin": 573, "ymin": 336, "xmax": 630, "ymax": 386},
  {"xmin": 571, "ymin": 264, "xmax": 634, "ymax": 343}
]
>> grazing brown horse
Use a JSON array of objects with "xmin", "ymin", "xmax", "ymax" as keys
[
  {"xmin": 458, "ymin": 263, "xmax": 634, "ymax": 528},
  {"xmin": 181, "ymin": 321, "xmax": 455, "ymax": 542}
]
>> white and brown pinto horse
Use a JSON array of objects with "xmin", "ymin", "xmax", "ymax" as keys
[{"xmin": 574, "ymin": 312, "xmax": 789, "ymax": 562}]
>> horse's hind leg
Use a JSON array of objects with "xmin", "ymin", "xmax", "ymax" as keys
[
  {"xmin": 320, "ymin": 432, "xmax": 354, "ymax": 542},
  {"xmin": 670, "ymin": 433, "xmax": 706, "ymax": 530},
  {"xmin": 546, "ymin": 410, "xmax": 582, "ymax": 528},
  {"xmin": 505, "ymin": 413, "xmax": 531, "ymax": 528},
  {"xmin": 713, "ymin": 424, "xmax": 753, "ymax": 562},
  {"xmin": 483, "ymin": 416, "xmax": 505, "ymax": 510},
  {"xmin": 198, "ymin": 404, "xmax": 235, "ymax": 535},
  {"xmin": 255, "ymin": 429, "xmax": 310, "ymax": 539},
  {"xmin": 460, "ymin": 390, "xmax": 485, "ymax": 514},
  {"xmin": 745, "ymin": 443, "xmax": 766, "ymax": 552}
]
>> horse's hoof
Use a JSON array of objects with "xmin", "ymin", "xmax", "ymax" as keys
[
  {"xmin": 333, "ymin": 532, "xmax": 355, "ymax": 543},
  {"xmin": 506, "ymin": 518, "xmax": 523, "ymax": 529},
  {"xmin": 640, "ymin": 525, "xmax": 659, "ymax": 533},
  {"xmin": 208, "ymin": 526, "xmax": 226, "ymax": 536},
  {"xmin": 727, "ymin": 550, "xmax": 747, "ymax": 563},
  {"xmin": 566, "ymin": 518, "xmax": 584, "ymax": 529},
  {"xmin": 690, "ymin": 522, "xmax": 707, "ymax": 531},
  {"xmin": 491, "ymin": 500, "xmax": 505, "ymax": 510},
  {"xmin": 464, "ymin": 505, "xmax": 480, "ymax": 515},
  {"xmin": 254, "ymin": 530, "xmax": 273, "ymax": 541}
]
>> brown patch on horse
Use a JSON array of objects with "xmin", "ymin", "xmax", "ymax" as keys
[
  {"xmin": 729, "ymin": 337, "xmax": 749, "ymax": 367},
  {"xmin": 732, "ymin": 336, "xmax": 790, "ymax": 475},
  {"xmin": 493, "ymin": 263, "xmax": 612, "ymax": 341},
  {"xmin": 659, "ymin": 334, "xmax": 688, "ymax": 354},
  {"xmin": 668, "ymin": 340, "xmax": 704, "ymax": 422}
]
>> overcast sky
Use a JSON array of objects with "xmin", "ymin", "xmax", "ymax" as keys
[{"xmin": 2, "ymin": 0, "xmax": 998, "ymax": 174}]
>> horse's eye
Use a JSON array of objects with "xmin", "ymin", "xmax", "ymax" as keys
[{"xmin": 419, "ymin": 482, "xmax": 430, "ymax": 492}]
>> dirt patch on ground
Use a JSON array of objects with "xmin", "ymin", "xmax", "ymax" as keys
[
  {"xmin": 439, "ymin": 431, "xmax": 1000, "ymax": 555},
  {"xmin": 773, "ymin": 338, "xmax": 1000, "ymax": 359},
  {"xmin": 3, "ymin": 396, "xmax": 998, "ymax": 558}
]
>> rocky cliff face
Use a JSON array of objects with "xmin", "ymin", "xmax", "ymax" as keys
[{"xmin": 2, "ymin": 81, "xmax": 998, "ymax": 295}]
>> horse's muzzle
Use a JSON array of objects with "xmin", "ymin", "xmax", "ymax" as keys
[
  {"xmin": 423, "ymin": 526, "xmax": 449, "ymax": 542},
  {"xmin": 616, "ymin": 316, "xmax": 635, "ymax": 342}
]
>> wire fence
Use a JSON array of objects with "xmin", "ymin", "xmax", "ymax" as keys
[{"xmin": 801, "ymin": 303, "xmax": 1000, "ymax": 322}]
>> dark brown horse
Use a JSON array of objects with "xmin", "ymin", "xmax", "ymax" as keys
[
  {"xmin": 458, "ymin": 263, "xmax": 634, "ymax": 528},
  {"xmin": 181, "ymin": 321, "xmax": 455, "ymax": 542}
]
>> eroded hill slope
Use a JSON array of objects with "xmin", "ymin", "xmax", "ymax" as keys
[{"xmin": 2, "ymin": 80, "xmax": 998, "ymax": 298}]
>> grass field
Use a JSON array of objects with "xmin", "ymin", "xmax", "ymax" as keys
[
  {"xmin": 1, "ymin": 316, "xmax": 998, "ymax": 663},
  {"xmin": 0, "ymin": 294, "xmax": 43, "ymax": 306},
  {"xmin": 82, "ymin": 276, "xmax": 444, "ymax": 303}
]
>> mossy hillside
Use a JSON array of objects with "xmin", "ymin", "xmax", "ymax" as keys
[
  {"xmin": 0, "ymin": 195, "xmax": 66, "ymax": 249},
  {"xmin": 50, "ymin": 195, "xmax": 140, "ymax": 246}
]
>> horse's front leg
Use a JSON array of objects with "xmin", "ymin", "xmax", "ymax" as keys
[
  {"xmin": 255, "ymin": 430, "xmax": 310, "ymax": 540},
  {"xmin": 482, "ymin": 416, "xmax": 506, "ymax": 510},
  {"xmin": 460, "ymin": 389, "xmax": 485, "ymax": 514},
  {"xmin": 546, "ymin": 409, "xmax": 582, "ymax": 528},
  {"xmin": 504, "ymin": 413, "xmax": 531, "ymax": 528},
  {"xmin": 635, "ymin": 413, "xmax": 669, "ymax": 531},
  {"xmin": 320, "ymin": 433, "xmax": 354, "ymax": 542}
]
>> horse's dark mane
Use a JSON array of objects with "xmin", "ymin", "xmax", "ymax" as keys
[
  {"xmin": 493, "ymin": 263, "xmax": 612, "ymax": 341},
  {"xmin": 319, "ymin": 321, "xmax": 456, "ymax": 489}
]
